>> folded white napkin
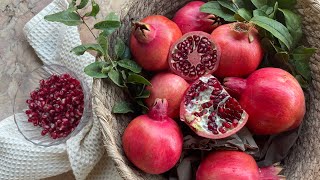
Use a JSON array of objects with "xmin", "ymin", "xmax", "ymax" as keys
[{"xmin": 0, "ymin": 0, "xmax": 121, "ymax": 179}]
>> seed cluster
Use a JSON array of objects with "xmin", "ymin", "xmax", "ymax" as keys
[
  {"xmin": 171, "ymin": 35, "xmax": 218, "ymax": 79},
  {"xmin": 184, "ymin": 76, "xmax": 244, "ymax": 135},
  {"xmin": 25, "ymin": 74, "xmax": 84, "ymax": 139}
]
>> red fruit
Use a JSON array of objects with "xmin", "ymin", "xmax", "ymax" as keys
[
  {"xmin": 122, "ymin": 99, "xmax": 183, "ymax": 174},
  {"xmin": 173, "ymin": 1, "xmax": 221, "ymax": 34},
  {"xmin": 196, "ymin": 151, "xmax": 283, "ymax": 180},
  {"xmin": 168, "ymin": 31, "xmax": 221, "ymax": 81},
  {"xmin": 211, "ymin": 22, "xmax": 263, "ymax": 77},
  {"xmin": 180, "ymin": 74, "xmax": 248, "ymax": 139},
  {"xmin": 130, "ymin": 15, "xmax": 182, "ymax": 71},
  {"xmin": 223, "ymin": 68, "xmax": 305, "ymax": 135},
  {"xmin": 145, "ymin": 72, "xmax": 189, "ymax": 118},
  {"xmin": 25, "ymin": 74, "xmax": 84, "ymax": 139}
]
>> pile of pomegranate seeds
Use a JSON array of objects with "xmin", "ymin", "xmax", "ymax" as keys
[{"xmin": 25, "ymin": 73, "xmax": 84, "ymax": 139}]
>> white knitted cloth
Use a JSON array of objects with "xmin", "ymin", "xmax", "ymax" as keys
[{"xmin": 0, "ymin": 0, "xmax": 121, "ymax": 179}]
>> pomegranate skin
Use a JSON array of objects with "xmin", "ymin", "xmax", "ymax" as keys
[
  {"xmin": 196, "ymin": 151, "xmax": 259, "ymax": 180},
  {"xmin": 211, "ymin": 22, "xmax": 263, "ymax": 77},
  {"xmin": 145, "ymin": 72, "xmax": 189, "ymax": 118},
  {"xmin": 130, "ymin": 15, "xmax": 182, "ymax": 71},
  {"xmin": 224, "ymin": 68, "xmax": 306, "ymax": 135},
  {"xmin": 122, "ymin": 99, "xmax": 183, "ymax": 174},
  {"xmin": 173, "ymin": 1, "xmax": 219, "ymax": 34}
]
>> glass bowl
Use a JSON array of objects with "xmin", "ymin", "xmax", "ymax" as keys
[{"xmin": 13, "ymin": 64, "xmax": 91, "ymax": 146}]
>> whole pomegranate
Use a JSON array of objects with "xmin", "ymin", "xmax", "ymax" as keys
[
  {"xmin": 180, "ymin": 74, "xmax": 248, "ymax": 139},
  {"xmin": 224, "ymin": 68, "xmax": 305, "ymax": 135},
  {"xmin": 145, "ymin": 72, "xmax": 189, "ymax": 118},
  {"xmin": 130, "ymin": 15, "xmax": 182, "ymax": 71},
  {"xmin": 196, "ymin": 151, "xmax": 283, "ymax": 180},
  {"xmin": 173, "ymin": 1, "xmax": 221, "ymax": 34},
  {"xmin": 211, "ymin": 22, "xmax": 263, "ymax": 77},
  {"xmin": 122, "ymin": 99, "xmax": 183, "ymax": 174},
  {"xmin": 168, "ymin": 31, "xmax": 221, "ymax": 81}
]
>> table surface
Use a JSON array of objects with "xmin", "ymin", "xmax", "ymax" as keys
[{"xmin": 0, "ymin": 0, "xmax": 126, "ymax": 179}]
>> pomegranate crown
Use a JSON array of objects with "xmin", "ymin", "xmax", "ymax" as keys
[
  {"xmin": 148, "ymin": 98, "xmax": 169, "ymax": 121},
  {"xmin": 132, "ymin": 21, "xmax": 156, "ymax": 43}
]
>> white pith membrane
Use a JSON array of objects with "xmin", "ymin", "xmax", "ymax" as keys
[
  {"xmin": 183, "ymin": 76, "xmax": 246, "ymax": 136},
  {"xmin": 170, "ymin": 34, "xmax": 218, "ymax": 79}
]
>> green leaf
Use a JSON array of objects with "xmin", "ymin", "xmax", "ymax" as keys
[
  {"xmin": 290, "ymin": 47, "xmax": 316, "ymax": 80},
  {"xmin": 233, "ymin": 0, "xmax": 255, "ymax": 10},
  {"xmin": 117, "ymin": 59, "xmax": 142, "ymax": 73},
  {"xmin": 136, "ymin": 100, "xmax": 149, "ymax": 110},
  {"xmin": 237, "ymin": 8, "xmax": 252, "ymax": 21},
  {"xmin": 44, "ymin": 8, "xmax": 82, "ymax": 26},
  {"xmin": 71, "ymin": 44, "xmax": 103, "ymax": 55},
  {"xmin": 250, "ymin": 16, "xmax": 293, "ymax": 49},
  {"xmin": 112, "ymin": 101, "xmax": 134, "ymax": 114},
  {"xmin": 201, "ymin": 2, "xmax": 236, "ymax": 22},
  {"xmin": 278, "ymin": 8, "xmax": 302, "ymax": 47},
  {"xmin": 268, "ymin": 2, "xmax": 278, "ymax": 19},
  {"xmin": 84, "ymin": 61, "xmax": 109, "ymax": 78},
  {"xmin": 121, "ymin": 46, "xmax": 132, "ymax": 59},
  {"xmin": 106, "ymin": 12, "xmax": 119, "ymax": 21},
  {"xmin": 97, "ymin": 34, "xmax": 108, "ymax": 55},
  {"xmin": 94, "ymin": 20, "xmax": 120, "ymax": 36},
  {"xmin": 278, "ymin": 0, "xmax": 297, "ymax": 9},
  {"xmin": 108, "ymin": 69, "xmax": 124, "ymax": 87},
  {"xmin": 84, "ymin": 0, "xmax": 100, "ymax": 18},
  {"xmin": 295, "ymin": 75, "xmax": 308, "ymax": 88},
  {"xmin": 292, "ymin": 59, "xmax": 311, "ymax": 80},
  {"xmin": 251, "ymin": 0, "xmax": 267, "ymax": 8},
  {"xmin": 253, "ymin": 9, "xmax": 268, "ymax": 17},
  {"xmin": 292, "ymin": 46, "xmax": 317, "ymax": 58},
  {"xmin": 135, "ymin": 90, "xmax": 150, "ymax": 99},
  {"xmin": 77, "ymin": 0, "xmax": 89, "ymax": 9},
  {"xmin": 114, "ymin": 38, "xmax": 126, "ymax": 59},
  {"xmin": 274, "ymin": 51, "xmax": 290, "ymax": 65},
  {"xmin": 69, "ymin": 0, "xmax": 77, "ymax": 8},
  {"xmin": 127, "ymin": 74, "xmax": 152, "ymax": 86},
  {"xmin": 218, "ymin": 0, "xmax": 238, "ymax": 12}
]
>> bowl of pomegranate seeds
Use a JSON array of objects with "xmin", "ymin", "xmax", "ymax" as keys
[{"xmin": 13, "ymin": 64, "xmax": 91, "ymax": 146}]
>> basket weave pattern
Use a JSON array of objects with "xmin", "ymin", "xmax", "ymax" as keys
[{"xmin": 92, "ymin": 0, "xmax": 320, "ymax": 179}]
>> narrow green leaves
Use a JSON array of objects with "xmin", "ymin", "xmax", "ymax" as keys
[
  {"xmin": 250, "ymin": 16, "xmax": 293, "ymax": 49},
  {"xmin": 108, "ymin": 69, "xmax": 124, "ymax": 87},
  {"xmin": 218, "ymin": 0, "xmax": 238, "ymax": 12},
  {"xmin": 84, "ymin": 61, "xmax": 109, "ymax": 78},
  {"xmin": 112, "ymin": 101, "xmax": 134, "ymax": 114},
  {"xmin": 200, "ymin": 1, "xmax": 236, "ymax": 22},
  {"xmin": 114, "ymin": 38, "xmax": 126, "ymax": 58},
  {"xmin": 71, "ymin": 44, "xmax": 103, "ymax": 55},
  {"xmin": 291, "ymin": 47, "xmax": 316, "ymax": 80},
  {"xmin": 127, "ymin": 74, "xmax": 152, "ymax": 86},
  {"xmin": 44, "ymin": 8, "xmax": 81, "ymax": 26},
  {"xmin": 77, "ymin": 0, "xmax": 89, "ymax": 9},
  {"xmin": 84, "ymin": 0, "xmax": 100, "ymax": 18},
  {"xmin": 278, "ymin": 8, "xmax": 302, "ymax": 47},
  {"xmin": 237, "ymin": 8, "xmax": 252, "ymax": 21},
  {"xmin": 251, "ymin": 0, "xmax": 267, "ymax": 8},
  {"xmin": 117, "ymin": 59, "xmax": 142, "ymax": 73}
]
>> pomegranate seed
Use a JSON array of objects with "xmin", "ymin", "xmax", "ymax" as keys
[
  {"xmin": 24, "ymin": 73, "xmax": 84, "ymax": 139},
  {"xmin": 218, "ymin": 107, "xmax": 224, "ymax": 113},
  {"xmin": 219, "ymin": 127, "xmax": 226, "ymax": 134},
  {"xmin": 232, "ymin": 119, "xmax": 239, "ymax": 127},
  {"xmin": 212, "ymin": 129, "xmax": 219, "ymax": 134},
  {"xmin": 223, "ymin": 122, "xmax": 231, "ymax": 129}
]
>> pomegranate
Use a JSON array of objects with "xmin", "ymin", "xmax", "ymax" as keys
[
  {"xmin": 223, "ymin": 68, "xmax": 306, "ymax": 135},
  {"xmin": 168, "ymin": 31, "xmax": 221, "ymax": 81},
  {"xmin": 122, "ymin": 99, "xmax": 183, "ymax": 174},
  {"xmin": 130, "ymin": 15, "xmax": 182, "ymax": 71},
  {"xmin": 25, "ymin": 74, "xmax": 84, "ymax": 139},
  {"xmin": 145, "ymin": 72, "xmax": 189, "ymax": 118},
  {"xmin": 180, "ymin": 74, "xmax": 248, "ymax": 139},
  {"xmin": 211, "ymin": 22, "xmax": 263, "ymax": 77},
  {"xmin": 196, "ymin": 151, "xmax": 283, "ymax": 180},
  {"xmin": 173, "ymin": 1, "xmax": 222, "ymax": 34}
]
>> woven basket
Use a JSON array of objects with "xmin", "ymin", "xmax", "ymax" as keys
[{"xmin": 92, "ymin": 0, "xmax": 320, "ymax": 179}]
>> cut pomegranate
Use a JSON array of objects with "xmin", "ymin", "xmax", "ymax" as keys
[
  {"xmin": 25, "ymin": 73, "xmax": 84, "ymax": 139},
  {"xmin": 180, "ymin": 74, "xmax": 248, "ymax": 139},
  {"xmin": 168, "ymin": 31, "xmax": 220, "ymax": 81}
]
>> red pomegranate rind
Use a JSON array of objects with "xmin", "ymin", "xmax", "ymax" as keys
[
  {"xmin": 180, "ymin": 74, "xmax": 248, "ymax": 139},
  {"xmin": 169, "ymin": 31, "xmax": 220, "ymax": 81},
  {"xmin": 25, "ymin": 73, "xmax": 84, "ymax": 139}
]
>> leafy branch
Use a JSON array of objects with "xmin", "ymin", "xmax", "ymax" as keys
[
  {"xmin": 201, "ymin": 0, "xmax": 316, "ymax": 88},
  {"xmin": 44, "ymin": 0, "xmax": 151, "ymax": 114}
]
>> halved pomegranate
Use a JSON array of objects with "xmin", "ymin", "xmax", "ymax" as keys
[
  {"xmin": 180, "ymin": 74, "xmax": 248, "ymax": 139},
  {"xmin": 168, "ymin": 31, "xmax": 220, "ymax": 81}
]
